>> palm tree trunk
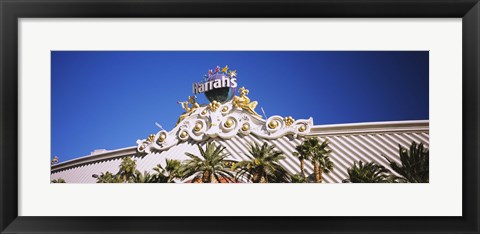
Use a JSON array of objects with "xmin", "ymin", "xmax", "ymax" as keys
[
  {"xmin": 260, "ymin": 171, "xmax": 268, "ymax": 183},
  {"xmin": 319, "ymin": 168, "xmax": 323, "ymax": 183},
  {"xmin": 202, "ymin": 170, "xmax": 212, "ymax": 183},
  {"xmin": 313, "ymin": 161, "xmax": 321, "ymax": 183},
  {"xmin": 300, "ymin": 159, "xmax": 305, "ymax": 177},
  {"xmin": 211, "ymin": 174, "xmax": 218, "ymax": 183},
  {"xmin": 252, "ymin": 170, "xmax": 263, "ymax": 183}
]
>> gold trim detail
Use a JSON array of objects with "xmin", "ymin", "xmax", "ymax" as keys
[
  {"xmin": 224, "ymin": 119, "xmax": 234, "ymax": 128},
  {"xmin": 299, "ymin": 125, "xmax": 306, "ymax": 132},
  {"xmin": 268, "ymin": 120, "xmax": 279, "ymax": 129},
  {"xmin": 208, "ymin": 100, "xmax": 221, "ymax": 112},
  {"xmin": 147, "ymin": 134, "xmax": 155, "ymax": 142},
  {"xmin": 194, "ymin": 123, "xmax": 203, "ymax": 132},
  {"xmin": 158, "ymin": 133, "xmax": 166, "ymax": 142},
  {"xmin": 284, "ymin": 116, "xmax": 295, "ymax": 126}
]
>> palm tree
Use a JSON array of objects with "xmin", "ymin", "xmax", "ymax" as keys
[
  {"xmin": 296, "ymin": 138, "xmax": 334, "ymax": 183},
  {"xmin": 234, "ymin": 142, "xmax": 291, "ymax": 183},
  {"xmin": 385, "ymin": 142, "xmax": 429, "ymax": 183},
  {"xmin": 118, "ymin": 157, "xmax": 137, "ymax": 182},
  {"xmin": 51, "ymin": 178, "xmax": 66, "ymax": 183},
  {"xmin": 181, "ymin": 142, "xmax": 235, "ymax": 183},
  {"xmin": 291, "ymin": 174, "xmax": 307, "ymax": 183},
  {"xmin": 152, "ymin": 159, "xmax": 183, "ymax": 183},
  {"xmin": 133, "ymin": 170, "xmax": 158, "ymax": 183},
  {"xmin": 93, "ymin": 159, "xmax": 181, "ymax": 183},
  {"xmin": 311, "ymin": 139, "xmax": 334, "ymax": 183},
  {"xmin": 293, "ymin": 139, "xmax": 314, "ymax": 178},
  {"xmin": 93, "ymin": 171, "xmax": 121, "ymax": 183},
  {"xmin": 343, "ymin": 161, "xmax": 392, "ymax": 183},
  {"xmin": 92, "ymin": 157, "xmax": 138, "ymax": 183}
]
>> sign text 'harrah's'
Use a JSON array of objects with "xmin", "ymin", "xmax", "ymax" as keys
[{"xmin": 193, "ymin": 75, "xmax": 238, "ymax": 94}]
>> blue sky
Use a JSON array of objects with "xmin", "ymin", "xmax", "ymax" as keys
[{"xmin": 52, "ymin": 51, "xmax": 429, "ymax": 161}]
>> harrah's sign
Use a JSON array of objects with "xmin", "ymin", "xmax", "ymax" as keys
[
  {"xmin": 193, "ymin": 75, "xmax": 237, "ymax": 94},
  {"xmin": 193, "ymin": 66, "xmax": 238, "ymax": 94}
]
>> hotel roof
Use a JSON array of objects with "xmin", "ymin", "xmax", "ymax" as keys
[{"xmin": 51, "ymin": 117, "xmax": 429, "ymax": 183}]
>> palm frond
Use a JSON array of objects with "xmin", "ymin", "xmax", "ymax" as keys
[
  {"xmin": 385, "ymin": 142, "xmax": 429, "ymax": 183},
  {"xmin": 181, "ymin": 142, "xmax": 235, "ymax": 183},
  {"xmin": 343, "ymin": 161, "xmax": 391, "ymax": 183}
]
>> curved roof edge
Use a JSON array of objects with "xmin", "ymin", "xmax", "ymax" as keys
[
  {"xmin": 51, "ymin": 146, "xmax": 137, "ymax": 173},
  {"xmin": 311, "ymin": 120, "xmax": 429, "ymax": 136},
  {"xmin": 51, "ymin": 120, "xmax": 428, "ymax": 173}
]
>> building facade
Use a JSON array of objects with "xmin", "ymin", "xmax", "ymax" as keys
[{"xmin": 51, "ymin": 67, "xmax": 429, "ymax": 183}]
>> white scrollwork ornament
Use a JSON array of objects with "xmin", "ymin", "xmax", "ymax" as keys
[{"xmin": 136, "ymin": 100, "xmax": 313, "ymax": 153}]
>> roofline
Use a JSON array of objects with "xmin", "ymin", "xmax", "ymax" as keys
[
  {"xmin": 51, "ymin": 120, "xmax": 428, "ymax": 173},
  {"xmin": 51, "ymin": 146, "xmax": 137, "ymax": 173},
  {"xmin": 310, "ymin": 120, "xmax": 429, "ymax": 136}
]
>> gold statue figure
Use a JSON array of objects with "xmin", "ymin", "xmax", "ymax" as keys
[
  {"xmin": 232, "ymin": 87, "xmax": 261, "ymax": 117},
  {"xmin": 176, "ymin": 96, "xmax": 200, "ymax": 125}
]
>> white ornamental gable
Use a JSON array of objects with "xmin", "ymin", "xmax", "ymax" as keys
[{"xmin": 136, "ymin": 99, "xmax": 313, "ymax": 154}]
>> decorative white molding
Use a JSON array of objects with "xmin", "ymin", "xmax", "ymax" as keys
[
  {"xmin": 136, "ymin": 100, "xmax": 314, "ymax": 154},
  {"xmin": 310, "ymin": 120, "xmax": 429, "ymax": 136}
]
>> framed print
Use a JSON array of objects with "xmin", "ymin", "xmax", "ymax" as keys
[{"xmin": 1, "ymin": 0, "xmax": 479, "ymax": 233}]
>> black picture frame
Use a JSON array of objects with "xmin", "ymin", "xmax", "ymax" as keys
[{"xmin": 1, "ymin": 0, "xmax": 479, "ymax": 233}]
